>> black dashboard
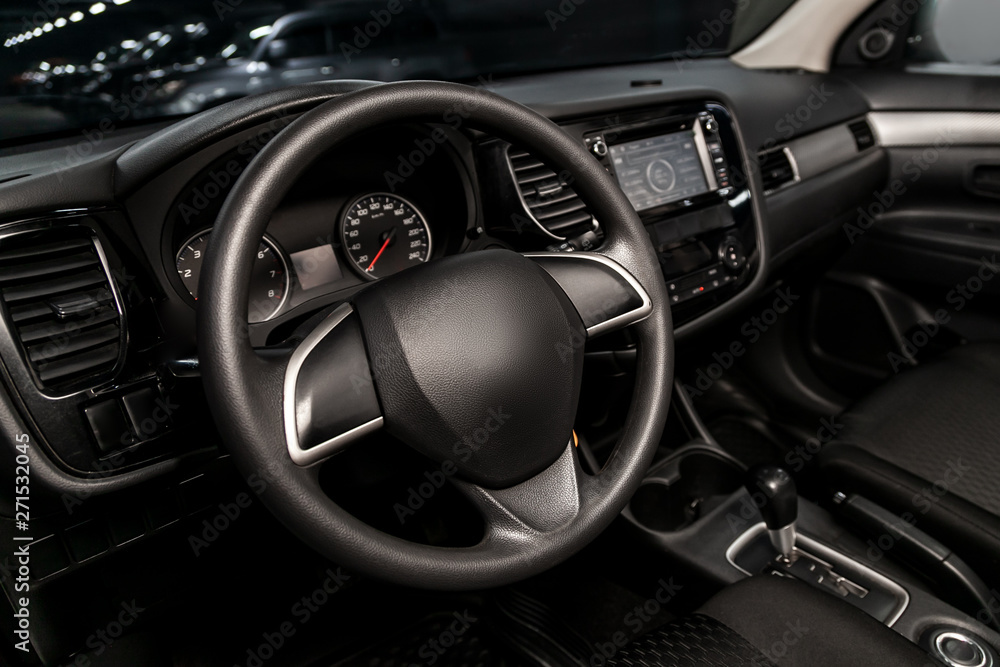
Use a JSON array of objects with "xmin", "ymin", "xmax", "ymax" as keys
[{"xmin": 0, "ymin": 60, "xmax": 889, "ymax": 492}]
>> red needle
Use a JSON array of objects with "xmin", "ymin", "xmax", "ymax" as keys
[{"xmin": 366, "ymin": 231, "xmax": 394, "ymax": 272}]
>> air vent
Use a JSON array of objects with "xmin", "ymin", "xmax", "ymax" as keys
[
  {"xmin": 0, "ymin": 227, "xmax": 123, "ymax": 393},
  {"xmin": 507, "ymin": 147, "xmax": 595, "ymax": 238},
  {"xmin": 848, "ymin": 119, "xmax": 876, "ymax": 151},
  {"xmin": 758, "ymin": 148, "xmax": 797, "ymax": 193}
]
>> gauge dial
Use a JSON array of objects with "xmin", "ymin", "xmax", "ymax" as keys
[
  {"xmin": 175, "ymin": 231, "xmax": 290, "ymax": 323},
  {"xmin": 340, "ymin": 193, "xmax": 431, "ymax": 281}
]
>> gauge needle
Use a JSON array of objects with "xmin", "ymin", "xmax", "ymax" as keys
[{"xmin": 366, "ymin": 229, "xmax": 395, "ymax": 272}]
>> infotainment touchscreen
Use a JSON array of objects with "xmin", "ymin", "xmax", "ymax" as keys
[{"xmin": 608, "ymin": 130, "xmax": 711, "ymax": 212}]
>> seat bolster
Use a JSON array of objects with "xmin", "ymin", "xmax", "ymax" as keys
[{"xmin": 700, "ymin": 576, "xmax": 928, "ymax": 667}]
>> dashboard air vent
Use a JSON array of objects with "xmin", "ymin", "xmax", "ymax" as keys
[
  {"xmin": 507, "ymin": 147, "xmax": 595, "ymax": 238},
  {"xmin": 0, "ymin": 227, "xmax": 123, "ymax": 392},
  {"xmin": 848, "ymin": 119, "xmax": 876, "ymax": 151},
  {"xmin": 758, "ymin": 148, "xmax": 797, "ymax": 193}
]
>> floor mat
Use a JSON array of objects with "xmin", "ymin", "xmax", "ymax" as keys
[{"xmin": 329, "ymin": 610, "xmax": 524, "ymax": 667}]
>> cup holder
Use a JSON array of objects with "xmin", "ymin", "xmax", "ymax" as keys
[{"xmin": 628, "ymin": 448, "xmax": 744, "ymax": 532}]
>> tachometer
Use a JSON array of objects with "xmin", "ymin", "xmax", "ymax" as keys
[
  {"xmin": 175, "ymin": 231, "xmax": 290, "ymax": 323},
  {"xmin": 340, "ymin": 193, "xmax": 431, "ymax": 281}
]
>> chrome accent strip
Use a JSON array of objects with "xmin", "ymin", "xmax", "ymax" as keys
[
  {"xmin": 175, "ymin": 229, "xmax": 291, "ymax": 322},
  {"xmin": 282, "ymin": 303, "xmax": 382, "ymax": 466},
  {"xmin": 933, "ymin": 631, "xmax": 992, "ymax": 667},
  {"xmin": 692, "ymin": 119, "xmax": 719, "ymax": 192},
  {"xmin": 524, "ymin": 252, "xmax": 653, "ymax": 337},
  {"xmin": 727, "ymin": 522, "xmax": 910, "ymax": 627},
  {"xmin": 869, "ymin": 112, "xmax": 1000, "ymax": 147}
]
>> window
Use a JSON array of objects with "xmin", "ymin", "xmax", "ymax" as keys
[
  {"xmin": 272, "ymin": 23, "xmax": 329, "ymax": 60},
  {"xmin": 908, "ymin": 0, "xmax": 1000, "ymax": 67}
]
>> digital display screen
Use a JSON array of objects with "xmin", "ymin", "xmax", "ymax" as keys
[
  {"xmin": 609, "ymin": 130, "xmax": 711, "ymax": 212},
  {"xmin": 290, "ymin": 244, "xmax": 344, "ymax": 291}
]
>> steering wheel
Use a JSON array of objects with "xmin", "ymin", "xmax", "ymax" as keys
[{"xmin": 198, "ymin": 81, "xmax": 673, "ymax": 590}]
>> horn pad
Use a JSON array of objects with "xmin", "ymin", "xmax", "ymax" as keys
[{"xmin": 353, "ymin": 250, "xmax": 584, "ymax": 488}]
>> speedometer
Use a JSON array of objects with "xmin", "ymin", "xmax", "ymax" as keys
[
  {"xmin": 340, "ymin": 193, "xmax": 432, "ymax": 281},
  {"xmin": 175, "ymin": 231, "xmax": 289, "ymax": 324}
]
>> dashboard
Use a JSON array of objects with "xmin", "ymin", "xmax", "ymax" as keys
[{"xmin": 0, "ymin": 60, "xmax": 889, "ymax": 488}]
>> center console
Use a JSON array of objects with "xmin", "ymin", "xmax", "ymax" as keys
[
  {"xmin": 559, "ymin": 103, "xmax": 759, "ymax": 327},
  {"xmin": 624, "ymin": 388, "xmax": 1000, "ymax": 667}
]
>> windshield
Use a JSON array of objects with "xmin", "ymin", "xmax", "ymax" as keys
[{"xmin": 0, "ymin": 0, "xmax": 795, "ymax": 143}]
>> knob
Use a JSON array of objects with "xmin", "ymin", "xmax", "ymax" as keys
[
  {"xmin": 746, "ymin": 465, "xmax": 797, "ymax": 560},
  {"xmin": 591, "ymin": 139, "xmax": 608, "ymax": 158},
  {"xmin": 719, "ymin": 238, "xmax": 746, "ymax": 272},
  {"xmin": 703, "ymin": 117, "xmax": 718, "ymax": 134}
]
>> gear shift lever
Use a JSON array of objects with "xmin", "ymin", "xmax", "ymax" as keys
[{"xmin": 745, "ymin": 465, "xmax": 798, "ymax": 561}]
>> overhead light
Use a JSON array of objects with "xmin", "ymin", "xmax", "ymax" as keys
[
  {"xmin": 69, "ymin": 11, "xmax": 84, "ymax": 22},
  {"xmin": 121, "ymin": 39, "xmax": 137, "ymax": 48},
  {"xmin": 148, "ymin": 31, "xmax": 162, "ymax": 41},
  {"xmin": 65, "ymin": 64, "xmax": 76, "ymax": 73},
  {"xmin": 39, "ymin": 61, "xmax": 51, "ymax": 70},
  {"xmin": 249, "ymin": 25, "xmax": 272, "ymax": 39},
  {"xmin": 23, "ymin": 32, "xmax": 32, "ymax": 40},
  {"xmin": 54, "ymin": 17, "xmax": 67, "ymax": 27},
  {"xmin": 32, "ymin": 28, "xmax": 42, "ymax": 36},
  {"xmin": 96, "ymin": 50, "xmax": 106, "ymax": 60},
  {"xmin": 43, "ymin": 22, "xmax": 53, "ymax": 32},
  {"xmin": 220, "ymin": 43, "xmax": 237, "ymax": 58},
  {"xmin": 89, "ymin": 3, "xmax": 107, "ymax": 15},
  {"xmin": 113, "ymin": 0, "xmax": 130, "ymax": 4},
  {"xmin": 157, "ymin": 34, "xmax": 171, "ymax": 47}
]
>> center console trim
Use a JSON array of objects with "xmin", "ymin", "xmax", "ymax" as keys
[{"xmin": 727, "ymin": 521, "xmax": 911, "ymax": 627}]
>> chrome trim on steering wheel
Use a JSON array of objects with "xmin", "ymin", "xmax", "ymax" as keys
[{"xmin": 282, "ymin": 303, "xmax": 383, "ymax": 466}]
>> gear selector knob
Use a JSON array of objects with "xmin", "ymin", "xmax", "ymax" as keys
[{"xmin": 745, "ymin": 465, "xmax": 798, "ymax": 560}]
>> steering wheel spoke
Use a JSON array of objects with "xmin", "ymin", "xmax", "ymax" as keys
[
  {"xmin": 282, "ymin": 303, "xmax": 383, "ymax": 466},
  {"xmin": 526, "ymin": 252, "xmax": 653, "ymax": 338},
  {"xmin": 453, "ymin": 441, "xmax": 587, "ymax": 537}
]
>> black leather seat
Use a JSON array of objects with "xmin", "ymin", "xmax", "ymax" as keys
[
  {"xmin": 610, "ymin": 576, "xmax": 927, "ymax": 666},
  {"xmin": 819, "ymin": 342, "xmax": 1000, "ymax": 587}
]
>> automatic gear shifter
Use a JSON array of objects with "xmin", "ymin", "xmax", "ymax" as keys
[{"xmin": 745, "ymin": 465, "xmax": 797, "ymax": 561}]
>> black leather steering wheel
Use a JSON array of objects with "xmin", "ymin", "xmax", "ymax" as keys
[{"xmin": 198, "ymin": 81, "xmax": 673, "ymax": 590}]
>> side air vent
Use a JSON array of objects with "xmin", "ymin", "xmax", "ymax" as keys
[
  {"xmin": 0, "ymin": 227, "xmax": 124, "ymax": 393},
  {"xmin": 758, "ymin": 148, "xmax": 798, "ymax": 193},
  {"xmin": 848, "ymin": 119, "xmax": 877, "ymax": 151},
  {"xmin": 507, "ymin": 147, "xmax": 595, "ymax": 238}
]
